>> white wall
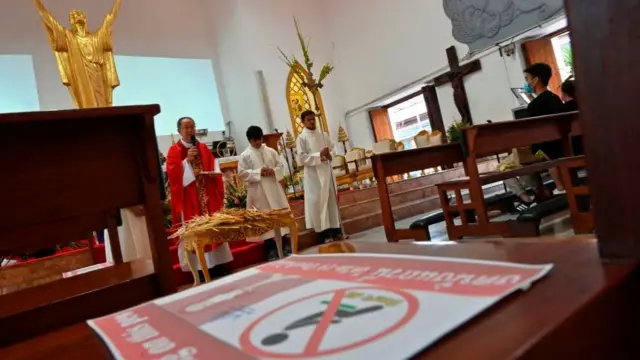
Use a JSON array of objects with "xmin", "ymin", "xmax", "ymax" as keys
[
  {"xmin": 437, "ymin": 45, "xmax": 527, "ymax": 130},
  {"xmin": 324, "ymin": 0, "xmax": 529, "ymax": 150},
  {"xmin": 209, "ymin": 0, "xmax": 345, "ymax": 151}
]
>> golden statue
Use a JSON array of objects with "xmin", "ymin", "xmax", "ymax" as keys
[{"xmin": 34, "ymin": 0, "xmax": 122, "ymax": 108}]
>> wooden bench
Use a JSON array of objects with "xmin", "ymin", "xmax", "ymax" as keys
[
  {"xmin": 371, "ymin": 143, "xmax": 464, "ymax": 242},
  {"xmin": 409, "ymin": 192, "xmax": 518, "ymax": 240},
  {"xmin": 0, "ymin": 105, "xmax": 176, "ymax": 347},
  {"xmin": 558, "ymin": 155, "xmax": 594, "ymax": 234},
  {"xmin": 436, "ymin": 112, "xmax": 582, "ymax": 239}
]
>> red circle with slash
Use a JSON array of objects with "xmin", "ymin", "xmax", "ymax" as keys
[{"xmin": 239, "ymin": 287, "xmax": 419, "ymax": 358}]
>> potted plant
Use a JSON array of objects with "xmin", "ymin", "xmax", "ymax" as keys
[{"xmin": 446, "ymin": 120, "xmax": 467, "ymax": 143}]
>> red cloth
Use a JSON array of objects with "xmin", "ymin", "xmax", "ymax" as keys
[{"xmin": 167, "ymin": 140, "xmax": 224, "ymax": 250}]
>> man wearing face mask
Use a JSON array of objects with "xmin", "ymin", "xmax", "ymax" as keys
[
  {"xmin": 524, "ymin": 63, "xmax": 566, "ymax": 193},
  {"xmin": 524, "ymin": 63, "xmax": 565, "ymax": 118}
]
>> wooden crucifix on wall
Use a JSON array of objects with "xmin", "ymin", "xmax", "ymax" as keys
[{"xmin": 433, "ymin": 46, "xmax": 481, "ymax": 125}]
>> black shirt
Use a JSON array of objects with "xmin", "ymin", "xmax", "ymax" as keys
[
  {"xmin": 527, "ymin": 90, "xmax": 565, "ymax": 117},
  {"xmin": 563, "ymin": 99, "xmax": 578, "ymax": 112},
  {"xmin": 527, "ymin": 91, "xmax": 566, "ymax": 159}
]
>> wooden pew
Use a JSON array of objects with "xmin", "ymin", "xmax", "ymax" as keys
[
  {"xmin": 436, "ymin": 112, "xmax": 581, "ymax": 239},
  {"xmin": 0, "ymin": 105, "xmax": 176, "ymax": 347},
  {"xmin": 558, "ymin": 155, "xmax": 594, "ymax": 234},
  {"xmin": 371, "ymin": 143, "xmax": 464, "ymax": 242}
]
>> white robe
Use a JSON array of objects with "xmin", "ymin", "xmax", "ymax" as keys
[
  {"xmin": 238, "ymin": 145, "xmax": 290, "ymax": 242},
  {"xmin": 175, "ymin": 139, "xmax": 233, "ymax": 272},
  {"xmin": 296, "ymin": 128, "xmax": 341, "ymax": 232},
  {"xmin": 104, "ymin": 208, "xmax": 151, "ymax": 264}
]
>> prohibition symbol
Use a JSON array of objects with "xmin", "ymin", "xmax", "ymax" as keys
[{"xmin": 239, "ymin": 287, "xmax": 419, "ymax": 359}]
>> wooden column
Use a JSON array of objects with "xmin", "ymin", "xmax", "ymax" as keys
[
  {"xmin": 566, "ymin": 0, "xmax": 640, "ymax": 258},
  {"xmin": 422, "ymin": 85, "xmax": 447, "ymax": 143}
]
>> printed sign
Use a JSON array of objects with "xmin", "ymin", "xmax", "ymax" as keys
[{"xmin": 88, "ymin": 253, "xmax": 552, "ymax": 359}]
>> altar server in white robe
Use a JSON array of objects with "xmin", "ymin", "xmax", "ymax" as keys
[
  {"xmin": 104, "ymin": 207, "xmax": 150, "ymax": 264},
  {"xmin": 296, "ymin": 110, "xmax": 344, "ymax": 243},
  {"xmin": 238, "ymin": 126, "xmax": 291, "ymax": 259},
  {"xmin": 105, "ymin": 152, "xmax": 167, "ymax": 263}
]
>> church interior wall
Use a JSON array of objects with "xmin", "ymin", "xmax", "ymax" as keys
[
  {"xmin": 210, "ymin": 0, "xmax": 344, "ymax": 152},
  {"xmin": 0, "ymin": 0, "xmax": 543, "ymax": 156},
  {"xmin": 326, "ymin": 0, "xmax": 532, "ymax": 150}
]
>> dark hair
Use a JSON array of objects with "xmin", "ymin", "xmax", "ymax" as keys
[
  {"xmin": 300, "ymin": 110, "xmax": 316, "ymax": 121},
  {"xmin": 524, "ymin": 63, "xmax": 553, "ymax": 87},
  {"xmin": 177, "ymin": 116, "xmax": 193, "ymax": 130},
  {"xmin": 246, "ymin": 125, "xmax": 264, "ymax": 141},
  {"xmin": 561, "ymin": 79, "xmax": 576, "ymax": 99}
]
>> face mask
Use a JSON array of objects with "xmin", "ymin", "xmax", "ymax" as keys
[{"xmin": 524, "ymin": 82, "xmax": 534, "ymax": 94}]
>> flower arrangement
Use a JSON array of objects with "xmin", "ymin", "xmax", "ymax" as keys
[
  {"xmin": 278, "ymin": 17, "xmax": 334, "ymax": 90},
  {"xmin": 224, "ymin": 174, "xmax": 247, "ymax": 209}
]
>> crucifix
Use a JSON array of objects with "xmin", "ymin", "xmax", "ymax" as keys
[{"xmin": 433, "ymin": 46, "xmax": 482, "ymax": 125}]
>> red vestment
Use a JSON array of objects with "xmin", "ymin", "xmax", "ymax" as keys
[{"xmin": 167, "ymin": 141, "xmax": 224, "ymax": 249}]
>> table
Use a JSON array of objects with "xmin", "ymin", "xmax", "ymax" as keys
[
  {"xmin": 301, "ymin": 238, "xmax": 639, "ymax": 359},
  {"xmin": 3, "ymin": 237, "xmax": 637, "ymax": 359}
]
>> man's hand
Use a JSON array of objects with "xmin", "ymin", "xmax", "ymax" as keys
[
  {"xmin": 131, "ymin": 205, "xmax": 145, "ymax": 217},
  {"xmin": 187, "ymin": 147, "xmax": 198, "ymax": 161},
  {"xmin": 320, "ymin": 147, "xmax": 332, "ymax": 161},
  {"xmin": 194, "ymin": 168, "xmax": 202, "ymax": 176},
  {"xmin": 261, "ymin": 168, "xmax": 275, "ymax": 176}
]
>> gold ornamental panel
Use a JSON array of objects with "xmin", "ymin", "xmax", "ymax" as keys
[{"xmin": 286, "ymin": 62, "xmax": 329, "ymax": 137}]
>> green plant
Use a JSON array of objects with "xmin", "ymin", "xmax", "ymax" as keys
[
  {"xmin": 446, "ymin": 120, "xmax": 467, "ymax": 142},
  {"xmin": 277, "ymin": 17, "xmax": 334, "ymax": 88},
  {"xmin": 284, "ymin": 173, "xmax": 300, "ymax": 187},
  {"xmin": 562, "ymin": 46, "xmax": 573, "ymax": 70}
]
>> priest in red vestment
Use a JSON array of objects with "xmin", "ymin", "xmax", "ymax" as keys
[{"xmin": 167, "ymin": 117, "xmax": 233, "ymax": 280}]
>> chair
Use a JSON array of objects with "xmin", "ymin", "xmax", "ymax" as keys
[
  {"xmin": 414, "ymin": 130, "xmax": 430, "ymax": 148},
  {"xmin": 429, "ymin": 131, "xmax": 444, "ymax": 146},
  {"xmin": 345, "ymin": 148, "xmax": 375, "ymax": 188},
  {"xmin": 373, "ymin": 139, "xmax": 397, "ymax": 154},
  {"xmin": 332, "ymin": 155, "xmax": 355, "ymax": 188}
]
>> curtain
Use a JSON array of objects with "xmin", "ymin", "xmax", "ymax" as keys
[
  {"xmin": 522, "ymin": 38, "xmax": 563, "ymax": 95},
  {"xmin": 369, "ymin": 108, "xmax": 393, "ymax": 142}
]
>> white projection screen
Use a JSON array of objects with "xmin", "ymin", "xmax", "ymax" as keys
[
  {"xmin": 113, "ymin": 56, "xmax": 225, "ymax": 135},
  {"xmin": 0, "ymin": 55, "xmax": 40, "ymax": 113}
]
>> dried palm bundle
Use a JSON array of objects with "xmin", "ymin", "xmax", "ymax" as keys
[{"xmin": 169, "ymin": 208, "xmax": 296, "ymax": 248}]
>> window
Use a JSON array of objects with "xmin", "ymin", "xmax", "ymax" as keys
[
  {"xmin": 0, "ymin": 55, "xmax": 40, "ymax": 113},
  {"xmin": 387, "ymin": 94, "xmax": 432, "ymax": 149},
  {"xmin": 551, "ymin": 32, "xmax": 573, "ymax": 81},
  {"xmin": 113, "ymin": 56, "xmax": 226, "ymax": 135}
]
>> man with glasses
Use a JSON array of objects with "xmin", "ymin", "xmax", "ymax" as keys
[{"xmin": 166, "ymin": 116, "xmax": 233, "ymax": 282}]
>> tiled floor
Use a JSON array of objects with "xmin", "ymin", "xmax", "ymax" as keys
[{"xmin": 348, "ymin": 210, "xmax": 575, "ymax": 244}]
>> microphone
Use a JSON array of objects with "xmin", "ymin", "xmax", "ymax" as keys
[{"xmin": 190, "ymin": 135, "xmax": 197, "ymax": 147}]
